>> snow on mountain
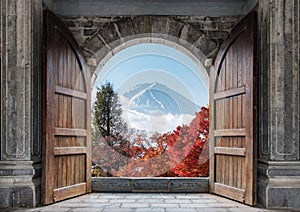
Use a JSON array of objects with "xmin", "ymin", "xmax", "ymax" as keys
[
  {"xmin": 122, "ymin": 82, "xmax": 199, "ymax": 116},
  {"xmin": 120, "ymin": 83, "xmax": 200, "ymax": 133}
]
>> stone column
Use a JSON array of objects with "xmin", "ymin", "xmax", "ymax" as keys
[
  {"xmin": 0, "ymin": 0, "xmax": 42, "ymax": 207},
  {"xmin": 258, "ymin": 0, "xmax": 300, "ymax": 208}
]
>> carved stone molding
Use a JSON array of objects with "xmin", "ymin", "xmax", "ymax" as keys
[
  {"xmin": 257, "ymin": 160, "xmax": 300, "ymax": 208},
  {"xmin": 0, "ymin": 0, "xmax": 42, "ymax": 161},
  {"xmin": 0, "ymin": 161, "xmax": 41, "ymax": 207},
  {"xmin": 257, "ymin": 0, "xmax": 300, "ymax": 208},
  {"xmin": 258, "ymin": 0, "xmax": 299, "ymax": 161}
]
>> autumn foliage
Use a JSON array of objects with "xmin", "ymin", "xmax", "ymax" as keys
[{"xmin": 92, "ymin": 106, "xmax": 209, "ymax": 177}]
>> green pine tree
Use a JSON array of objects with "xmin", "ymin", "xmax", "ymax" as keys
[{"xmin": 92, "ymin": 82, "xmax": 127, "ymax": 140}]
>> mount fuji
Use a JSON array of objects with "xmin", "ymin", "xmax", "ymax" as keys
[{"xmin": 119, "ymin": 83, "xmax": 201, "ymax": 133}]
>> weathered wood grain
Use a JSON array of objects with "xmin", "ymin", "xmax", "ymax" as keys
[{"xmin": 209, "ymin": 11, "xmax": 257, "ymax": 205}]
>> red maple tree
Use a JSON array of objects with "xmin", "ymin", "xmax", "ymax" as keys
[{"xmin": 92, "ymin": 106, "xmax": 209, "ymax": 177}]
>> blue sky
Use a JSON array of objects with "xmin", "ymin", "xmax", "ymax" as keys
[{"xmin": 93, "ymin": 43, "xmax": 209, "ymax": 107}]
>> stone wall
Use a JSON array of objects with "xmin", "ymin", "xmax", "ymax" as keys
[
  {"xmin": 92, "ymin": 178, "xmax": 209, "ymax": 193},
  {"xmin": 60, "ymin": 15, "xmax": 242, "ymax": 75},
  {"xmin": 0, "ymin": 0, "xmax": 43, "ymax": 208},
  {"xmin": 257, "ymin": 0, "xmax": 300, "ymax": 208}
]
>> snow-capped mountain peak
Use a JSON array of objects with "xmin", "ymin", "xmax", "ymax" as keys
[
  {"xmin": 120, "ymin": 82, "xmax": 200, "ymax": 133},
  {"xmin": 122, "ymin": 82, "xmax": 199, "ymax": 116}
]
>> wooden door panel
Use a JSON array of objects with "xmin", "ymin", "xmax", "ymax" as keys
[
  {"xmin": 42, "ymin": 10, "xmax": 91, "ymax": 205},
  {"xmin": 209, "ymin": 11, "xmax": 257, "ymax": 206}
]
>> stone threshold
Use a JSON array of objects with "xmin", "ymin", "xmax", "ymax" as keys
[{"xmin": 92, "ymin": 177, "xmax": 209, "ymax": 193}]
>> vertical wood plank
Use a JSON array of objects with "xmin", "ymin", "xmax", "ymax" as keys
[
  {"xmin": 85, "ymin": 62, "xmax": 92, "ymax": 193},
  {"xmin": 232, "ymin": 41, "xmax": 238, "ymax": 188},
  {"xmin": 57, "ymin": 156, "xmax": 62, "ymax": 188},
  {"xmin": 209, "ymin": 61, "xmax": 217, "ymax": 193}
]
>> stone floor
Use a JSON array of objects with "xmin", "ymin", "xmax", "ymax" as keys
[{"xmin": 7, "ymin": 193, "xmax": 290, "ymax": 212}]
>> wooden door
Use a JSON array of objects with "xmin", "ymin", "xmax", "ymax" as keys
[
  {"xmin": 42, "ymin": 10, "xmax": 91, "ymax": 205},
  {"xmin": 209, "ymin": 11, "xmax": 257, "ymax": 205}
]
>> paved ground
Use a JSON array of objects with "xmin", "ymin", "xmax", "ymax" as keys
[{"xmin": 7, "ymin": 193, "xmax": 289, "ymax": 212}]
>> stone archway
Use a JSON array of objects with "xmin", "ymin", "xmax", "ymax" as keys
[
  {"xmin": 61, "ymin": 16, "xmax": 242, "ymax": 75},
  {"xmin": 88, "ymin": 36, "xmax": 212, "ymax": 193},
  {"xmin": 91, "ymin": 35, "xmax": 209, "ymax": 87}
]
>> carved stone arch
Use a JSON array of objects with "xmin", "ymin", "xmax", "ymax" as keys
[
  {"xmin": 64, "ymin": 16, "xmax": 224, "ymax": 77},
  {"xmin": 91, "ymin": 34, "xmax": 209, "ymax": 87}
]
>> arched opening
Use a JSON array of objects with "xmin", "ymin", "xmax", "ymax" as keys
[{"xmin": 91, "ymin": 41, "xmax": 210, "ymax": 179}]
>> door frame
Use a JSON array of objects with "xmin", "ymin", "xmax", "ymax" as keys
[{"xmin": 41, "ymin": 8, "xmax": 258, "ymax": 206}]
